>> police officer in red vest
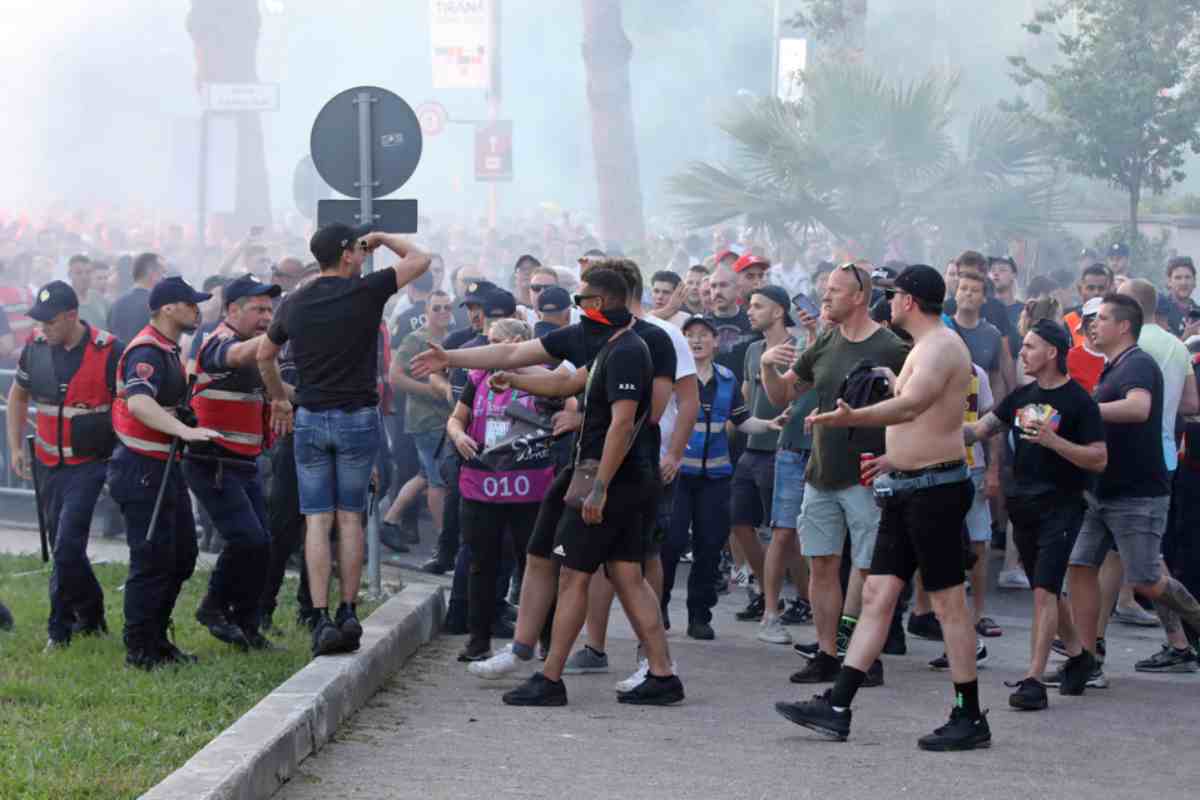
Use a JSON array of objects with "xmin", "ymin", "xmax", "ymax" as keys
[
  {"xmin": 6, "ymin": 281, "xmax": 124, "ymax": 651},
  {"xmin": 183, "ymin": 274, "xmax": 280, "ymax": 650},
  {"xmin": 110, "ymin": 276, "xmax": 219, "ymax": 670}
]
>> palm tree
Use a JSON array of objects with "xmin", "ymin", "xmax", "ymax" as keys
[{"xmin": 667, "ymin": 64, "xmax": 1062, "ymax": 261}]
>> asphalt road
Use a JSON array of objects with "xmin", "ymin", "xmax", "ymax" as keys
[{"xmin": 274, "ymin": 552, "xmax": 1200, "ymax": 800}]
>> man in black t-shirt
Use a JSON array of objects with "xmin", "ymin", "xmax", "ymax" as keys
[
  {"xmin": 967, "ymin": 320, "xmax": 1107, "ymax": 709},
  {"xmin": 1065, "ymin": 294, "xmax": 1200, "ymax": 686},
  {"xmin": 258, "ymin": 224, "xmax": 431, "ymax": 659},
  {"xmin": 706, "ymin": 261, "xmax": 760, "ymax": 383}
]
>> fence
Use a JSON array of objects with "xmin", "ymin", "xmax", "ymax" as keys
[{"xmin": 0, "ymin": 368, "xmax": 38, "ymax": 499}]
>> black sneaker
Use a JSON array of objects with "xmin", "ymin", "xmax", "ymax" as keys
[
  {"xmin": 882, "ymin": 612, "xmax": 907, "ymax": 655},
  {"xmin": 379, "ymin": 522, "xmax": 410, "ymax": 554},
  {"xmin": 918, "ymin": 708, "xmax": 991, "ymax": 751},
  {"xmin": 1053, "ymin": 637, "xmax": 1106, "ymax": 662},
  {"xmin": 421, "ymin": 555, "xmax": 453, "ymax": 575},
  {"xmin": 790, "ymin": 651, "xmax": 841, "ymax": 683},
  {"xmin": 793, "ymin": 641, "xmax": 820, "ymax": 659},
  {"xmin": 457, "ymin": 639, "xmax": 493, "ymax": 662},
  {"xmin": 311, "ymin": 614, "xmax": 345, "ymax": 657},
  {"xmin": 1007, "ymin": 678, "xmax": 1048, "ymax": 711},
  {"xmin": 195, "ymin": 597, "xmax": 250, "ymax": 649},
  {"xmin": 502, "ymin": 672, "xmax": 568, "ymax": 706},
  {"xmin": 74, "ymin": 617, "xmax": 109, "ymax": 637},
  {"xmin": 1134, "ymin": 644, "xmax": 1199, "ymax": 673},
  {"xmin": 863, "ymin": 659, "xmax": 884, "ymax": 687},
  {"xmin": 774, "ymin": 689, "xmax": 851, "ymax": 741},
  {"xmin": 906, "ymin": 612, "xmax": 943, "ymax": 641},
  {"xmin": 929, "ymin": 643, "xmax": 988, "ymax": 671},
  {"xmin": 780, "ymin": 598, "xmax": 813, "ymax": 625},
  {"xmin": 617, "ymin": 673, "xmax": 685, "ymax": 705},
  {"xmin": 736, "ymin": 593, "xmax": 766, "ymax": 621},
  {"xmin": 1042, "ymin": 662, "xmax": 1108, "ymax": 690},
  {"xmin": 240, "ymin": 628, "xmax": 280, "ymax": 651},
  {"xmin": 126, "ymin": 646, "xmax": 168, "ymax": 671},
  {"xmin": 335, "ymin": 603, "xmax": 363, "ymax": 652},
  {"xmin": 297, "ymin": 607, "xmax": 320, "ymax": 632},
  {"xmin": 1059, "ymin": 649, "xmax": 1097, "ymax": 696},
  {"xmin": 687, "ymin": 621, "xmax": 715, "ymax": 640},
  {"xmin": 159, "ymin": 640, "xmax": 200, "ymax": 665}
]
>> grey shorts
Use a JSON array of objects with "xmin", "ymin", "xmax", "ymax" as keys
[
  {"xmin": 799, "ymin": 483, "xmax": 880, "ymax": 569},
  {"xmin": 1069, "ymin": 493, "xmax": 1169, "ymax": 586},
  {"xmin": 964, "ymin": 467, "xmax": 993, "ymax": 543}
]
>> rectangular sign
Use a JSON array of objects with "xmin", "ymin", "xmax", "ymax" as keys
[
  {"xmin": 430, "ymin": 0, "xmax": 491, "ymax": 90},
  {"xmin": 318, "ymin": 199, "xmax": 419, "ymax": 233},
  {"xmin": 204, "ymin": 83, "xmax": 281, "ymax": 112},
  {"xmin": 776, "ymin": 38, "xmax": 808, "ymax": 103},
  {"xmin": 474, "ymin": 120, "xmax": 512, "ymax": 182}
]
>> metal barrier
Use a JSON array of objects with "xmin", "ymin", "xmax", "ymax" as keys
[{"xmin": 0, "ymin": 367, "xmax": 39, "ymax": 498}]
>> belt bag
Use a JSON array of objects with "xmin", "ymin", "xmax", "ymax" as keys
[
  {"xmin": 70, "ymin": 411, "xmax": 117, "ymax": 459},
  {"xmin": 873, "ymin": 463, "xmax": 968, "ymax": 503}
]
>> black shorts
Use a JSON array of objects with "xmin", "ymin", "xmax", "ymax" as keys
[
  {"xmin": 527, "ymin": 467, "xmax": 572, "ymax": 560},
  {"xmin": 553, "ymin": 480, "xmax": 653, "ymax": 574},
  {"xmin": 731, "ymin": 449, "xmax": 775, "ymax": 527},
  {"xmin": 642, "ymin": 475, "xmax": 669, "ymax": 557},
  {"xmin": 870, "ymin": 478, "xmax": 974, "ymax": 592},
  {"xmin": 1008, "ymin": 492, "xmax": 1085, "ymax": 593}
]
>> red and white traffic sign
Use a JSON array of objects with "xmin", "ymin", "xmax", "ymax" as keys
[{"xmin": 415, "ymin": 101, "xmax": 449, "ymax": 137}]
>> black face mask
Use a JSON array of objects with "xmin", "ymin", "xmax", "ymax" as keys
[{"xmin": 579, "ymin": 307, "xmax": 635, "ymax": 363}]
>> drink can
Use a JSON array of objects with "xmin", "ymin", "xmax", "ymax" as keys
[{"xmin": 859, "ymin": 452, "xmax": 875, "ymax": 487}]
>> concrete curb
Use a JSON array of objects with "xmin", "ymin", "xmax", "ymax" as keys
[{"xmin": 142, "ymin": 583, "xmax": 445, "ymax": 800}]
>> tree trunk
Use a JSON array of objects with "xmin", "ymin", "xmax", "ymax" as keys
[
  {"xmin": 582, "ymin": 0, "xmax": 646, "ymax": 251},
  {"xmin": 187, "ymin": 0, "xmax": 272, "ymax": 236}
]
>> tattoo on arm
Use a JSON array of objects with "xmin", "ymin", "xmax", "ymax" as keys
[{"xmin": 965, "ymin": 412, "xmax": 1004, "ymax": 446}]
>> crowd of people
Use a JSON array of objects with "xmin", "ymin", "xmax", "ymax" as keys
[{"xmin": 2, "ymin": 213, "xmax": 1200, "ymax": 752}]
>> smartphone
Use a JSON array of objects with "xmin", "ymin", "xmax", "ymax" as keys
[{"xmin": 792, "ymin": 292, "xmax": 820, "ymax": 320}]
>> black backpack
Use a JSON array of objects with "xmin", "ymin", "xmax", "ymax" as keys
[{"xmin": 837, "ymin": 359, "xmax": 893, "ymax": 439}]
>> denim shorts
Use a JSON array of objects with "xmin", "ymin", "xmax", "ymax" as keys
[
  {"xmin": 772, "ymin": 449, "xmax": 809, "ymax": 529},
  {"xmin": 294, "ymin": 406, "xmax": 381, "ymax": 514},
  {"xmin": 412, "ymin": 429, "xmax": 448, "ymax": 489},
  {"xmin": 1070, "ymin": 492, "xmax": 1169, "ymax": 586},
  {"xmin": 964, "ymin": 467, "xmax": 994, "ymax": 543}
]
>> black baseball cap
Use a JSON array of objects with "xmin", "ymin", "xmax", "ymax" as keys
[
  {"xmin": 28, "ymin": 281, "xmax": 79, "ymax": 322},
  {"xmin": 460, "ymin": 280, "xmax": 500, "ymax": 307},
  {"xmin": 1109, "ymin": 242, "xmax": 1130, "ymax": 258},
  {"xmin": 309, "ymin": 223, "xmax": 372, "ymax": 267},
  {"xmin": 750, "ymin": 285, "xmax": 795, "ymax": 327},
  {"xmin": 988, "ymin": 255, "xmax": 1017, "ymax": 272},
  {"xmin": 536, "ymin": 286, "xmax": 572, "ymax": 313},
  {"xmin": 514, "ymin": 254, "xmax": 541, "ymax": 273},
  {"xmin": 483, "ymin": 289, "xmax": 517, "ymax": 319},
  {"xmin": 149, "ymin": 276, "xmax": 212, "ymax": 311},
  {"xmin": 224, "ymin": 274, "xmax": 282, "ymax": 306},
  {"xmin": 681, "ymin": 315, "xmax": 718, "ymax": 336},
  {"xmin": 889, "ymin": 264, "xmax": 945, "ymax": 307}
]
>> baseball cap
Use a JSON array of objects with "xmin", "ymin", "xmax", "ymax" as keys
[
  {"xmin": 713, "ymin": 246, "xmax": 742, "ymax": 266},
  {"xmin": 681, "ymin": 315, "xmax": 718, "ymax": 336},
  {"xmin": 1109, "ymin": 242, "xmax": 1130, "ymax": 258},
  {"xmin": 28, "ymin": 281, "xmax": 79, "ymax": 322},
  {"xmin": 483, "ymin": 289, "xmax": 517, "ymax": 319},
  {"xmin": 536, "ymin": 286, "xmax": 571, "ymax": 313},
  {"xmin": 988, "ymin": 255, "xmax": 1017, "ymax": 272},
  {"xmin": 223, "ymin": 274, "xmax": 282, "ymax": 306},
  {"xmin": 750, "ymin": 285, "xmax": 795, "ymax": 327},
  {"xmin": 514, "ymin": 254, "xmax": 541, "ymax": 273},
  {"xmin": 1078, "ymin": 297, "xmax": 1104, "ymax": 330},
  {"xmin": 889, "ymin": 264, "xmax": 945, "ymax": 307},
  {"xmin": 733, "ymin": 253, "xmax": 770, "ymax": 274},
  {"xmin": 309, "ymin": 222, "xmax": 371, "ymax": 267},
  {"xmin": 148, "ymin": 276, "xmax": 212, "ymax": 311},
  {"xmin": 459, "ymin": 280, "xmax": 500, "ymax": 307},
  {"xmin": 1031, "ymin": 318, "xmax": 1071, "ymax": 355}
]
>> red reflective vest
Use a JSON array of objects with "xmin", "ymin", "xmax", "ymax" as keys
[
  {"xmin": 112, "ymin": 325, "xmax": 184, "ymax": 460},
  {"xmin": 190, "ymin": 321, "xmax": 266, "ymax": 457},
  {"xmin": 29, "ymin": 326, "xmax": 116, "ymax": 468}
]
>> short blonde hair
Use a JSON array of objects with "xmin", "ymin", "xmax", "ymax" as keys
[{"xmin": 487, "ymin": 318, "xmax": 532, "ymax": 342}]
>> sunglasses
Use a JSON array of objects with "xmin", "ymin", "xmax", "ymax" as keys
[
  {"xmin": 429, "ymin": 304, "xmax": 452, "ymax": 312},
  {"xmin": 839, "ymin": 262, "xmax": 865, "ymax": 292},
  {"xmin": 530, "ymin": 283, "xmax": 556, "ymax": 293},
  {"xmin": 574, "ymin": 293, "xmax": 601, "ymax": 307}
]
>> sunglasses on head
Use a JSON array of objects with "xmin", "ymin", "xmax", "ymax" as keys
[{"xmin": 839, "ymin": 262, "xmax": 865, "ymax": 292}]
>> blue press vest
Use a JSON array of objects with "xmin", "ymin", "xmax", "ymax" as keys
[{"xmin": 682, "ymin": 364, "xmax": 736, "ymax": 478}]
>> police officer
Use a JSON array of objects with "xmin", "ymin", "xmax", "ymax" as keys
[
  {"xmin": 109, "ymin": 276, "xmax": 219, "ymax": 670},
  {"xmin": 6, "ymin": 281, "xmax": 124, "ymax": 651},
  {"xmin": 184, "ymin": 274, "xmax": 281, "ymax": 650}
]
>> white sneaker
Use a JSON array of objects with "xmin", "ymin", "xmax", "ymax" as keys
[
  {"xmin": 997, "ymin": 568, "xmax": 1031, "ymax": 590},
  {"xmin": 731, "ymin": 565, "xmax": 751, "ymax": 589},
  {"xmin": 468, "ymin": 644, "xmax": 528, "ymax": 680},
  {"xmin": 615, "ymin": 658, "xmax": 678, "ymax": 692},
  {"xmin": 757, "ymin": 615, "xmax": 793, "ymax": 645}
]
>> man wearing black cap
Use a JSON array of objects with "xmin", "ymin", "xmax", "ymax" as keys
[
  {"xmin": 110, "ymin": 276, "xmax": 221, "ymax": 669},
  {"xmin": 777, "ymin": 265, "xmax": 990, "ymax": 751},
  {"xmin": 257, "ymin": 224, "xmax": 430, "ymax": 657},
  {"xmin": 535, "ymin": 286, "xmax": 572, "ymax": 337},
  {"xmin": 183, "ymin": 274, "xmax": 282, "ymax": 651},
  {"xmin": 1107, "ymin": 242, "xmax": 1131, "ymax": 277},
  {"xmin": 6, "ymin": 281, "xmax": 125, "ymax": 651},
  {"xmin": 964, "ymin": 319, "xmax": 1107, "ymax": 710}
]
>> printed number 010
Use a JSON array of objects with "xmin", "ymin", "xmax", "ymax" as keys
[{"xmin": 482, "ymin": 475, "xmax": 530, "ymax": 497}]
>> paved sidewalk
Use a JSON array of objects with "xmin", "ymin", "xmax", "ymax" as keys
[{"xmin": 273, "ymin": 563, "xmax": 1200, "ymax": 800}]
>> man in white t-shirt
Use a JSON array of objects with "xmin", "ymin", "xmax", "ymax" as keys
[{"xmin": 649, "ymin": 270, "xmax": 692, "ymax": 328}]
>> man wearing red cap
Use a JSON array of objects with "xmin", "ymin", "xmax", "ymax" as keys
[{"xmin": 733, "ymin": 253, "xmax": 771, "ymax": 305}]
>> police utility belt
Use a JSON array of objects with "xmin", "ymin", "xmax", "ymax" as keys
[{"xmin": 872, "ymin": 460, "xmax": 968, "ymax": 503}]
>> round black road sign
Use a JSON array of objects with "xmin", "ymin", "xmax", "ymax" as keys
[{"xmin": 309, "ymin": 86, "xmax": 423, "ymax": 198}]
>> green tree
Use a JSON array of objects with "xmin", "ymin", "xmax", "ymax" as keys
[
  {"xmin": 1007, "ymin": 0, "xmax": 1200, "ymax": 257},
  {"xmin": 667, "ymin": 65, "xmax": 1060, "ymax": 260}
]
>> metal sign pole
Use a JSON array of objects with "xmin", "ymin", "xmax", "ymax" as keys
[
  {"xmin": 355, "ymin": 89, "xmax": 382, "ymax": 598},
  {"xmin": 197, "ymin": 109, "xmax": 209, "ymax": 262}
]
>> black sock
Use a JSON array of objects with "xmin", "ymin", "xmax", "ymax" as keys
[
  {"xmin": 647, "ymin": 671, "xmax": 674, "ymax": 680},
  {"xmin": 954, "ymin": 680, "xmax": 981, "ymax": 718},
  {"xmin": 829, "ymin": 665, "xmax": 866, "ymax": 709}
]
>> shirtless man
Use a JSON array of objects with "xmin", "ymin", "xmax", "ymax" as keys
[{"xmin": 774, "ymin": 265, "xmax": 991, "ymax": 751}]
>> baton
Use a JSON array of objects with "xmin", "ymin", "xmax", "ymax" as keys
[
  {"xmin": 147, "ymin": 375, "xmax": 197, "ymax": 546},
  {"xmin": 27, "ymin": 436, "xmax": 49, "ymax": 562}
]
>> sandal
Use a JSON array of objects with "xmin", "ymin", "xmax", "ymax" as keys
[{"xmin": 976, "ymin": 617, "xmax": 1002, "ymax": 637}]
